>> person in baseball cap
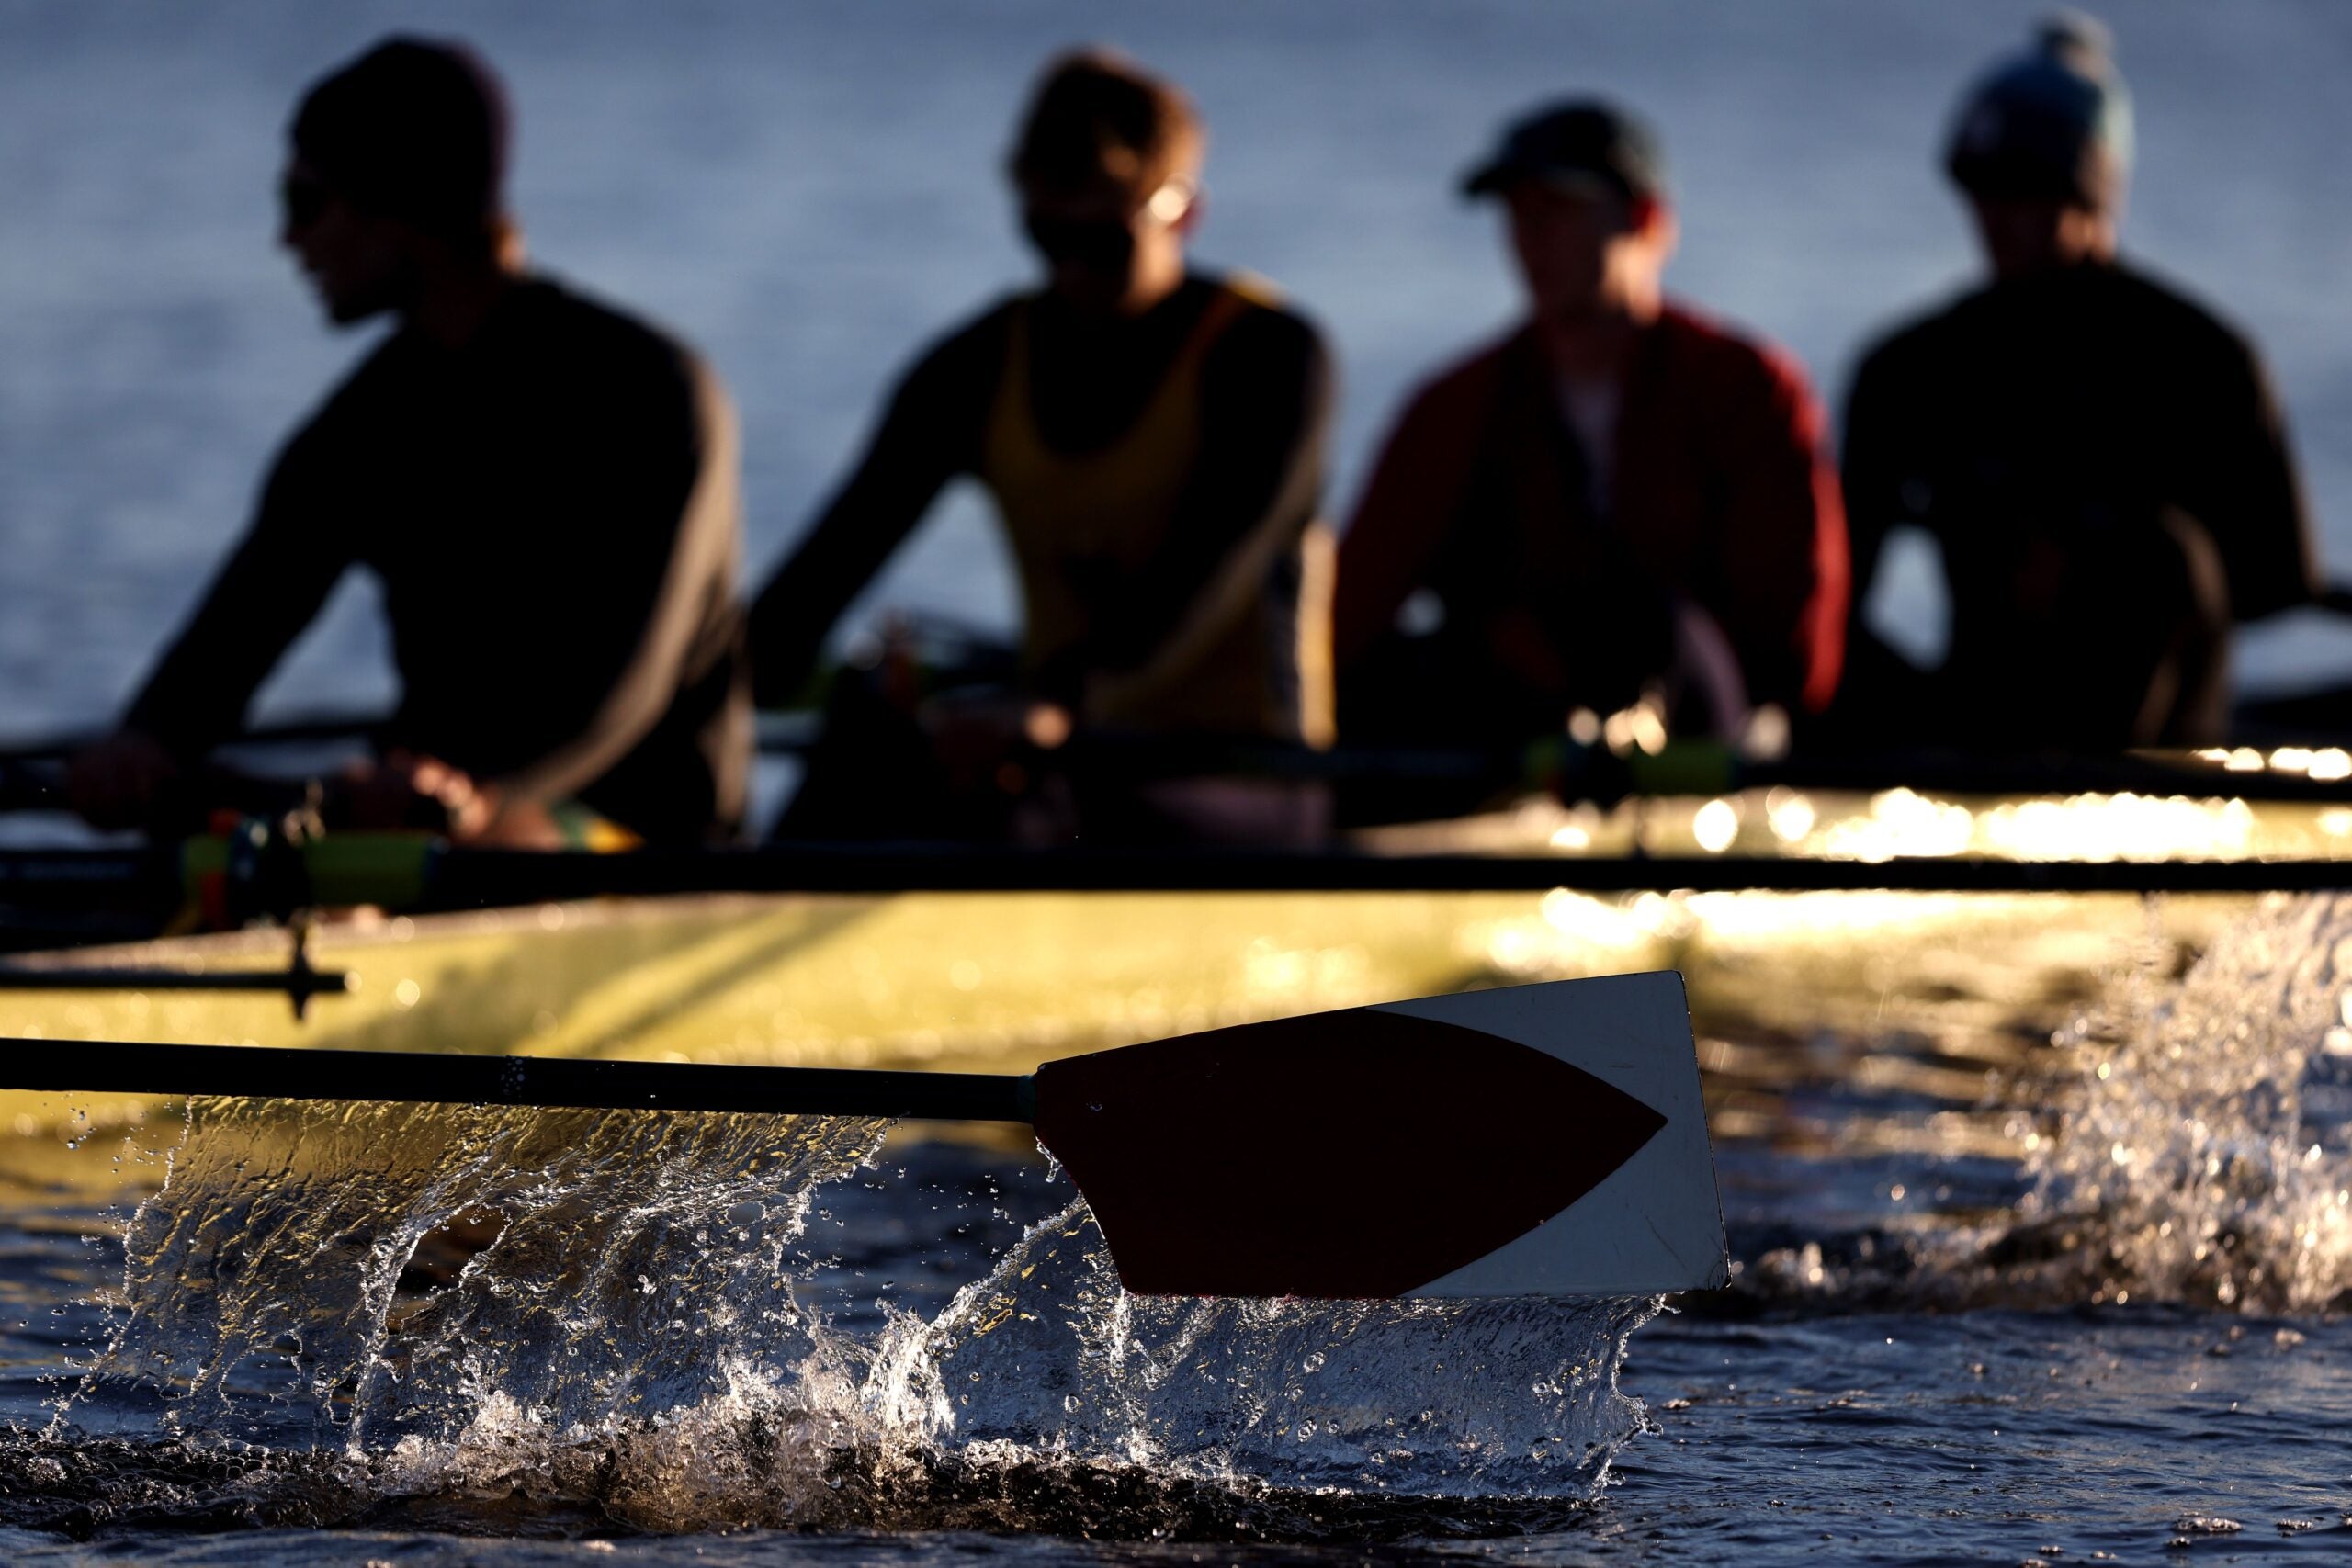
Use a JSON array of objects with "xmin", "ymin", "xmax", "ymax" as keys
[
  {"xmin": 1835, "ymin": 16, "xmax": 2318, "ymax": 749},
  {"xmin": 1332, "ymin": 95, "xmax": 1848, "ymax": 801},
  {"xmin": 1460, "ymin": 100, "xmax": 1670, "ymax": 205}
]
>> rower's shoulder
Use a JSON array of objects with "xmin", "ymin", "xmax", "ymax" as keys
[
  {"xmin": 1197, "ymin": 272, "xmax": 1329, "ymax": 378},
  {"xmin": 1858, "ymin": 261, "xmax": 2258, "ymax": 379},
  {"xmin": 1388, "ymin": 327, "xmax": 1523, "ymax": 430},
  {"xmin": 1203, "ymin": 271, "xmax": 1323, "ymax": 336},
  {"xmin": 508, "ymin": 276, "xmax": 708, "ymax": 387},
  {"xmin": 2098, "ymin": 260, "xmax": 2269, "ymax": 374},
  {"xmin": 1844, "ymin": 281, "xmax": 1998, "ymax": 409},
  {"xmin": 888, "ymin": 294, "xmax": 1023, "ymax": 410},
  {"xmin": 1651, "ymin": 300, "xmax": 1821, "ymax": 409},
  {"xmin": 285, "ymin": 328, "xmax": 412, "ymax": 458}
]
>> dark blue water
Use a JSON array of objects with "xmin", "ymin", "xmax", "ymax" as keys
[{"xmin": 4, "ymin": 890, "xmax": 2352, "ymax": 1562}]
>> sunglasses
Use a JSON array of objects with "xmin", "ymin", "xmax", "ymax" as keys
[
  {"xmin": 280, "ymin": 171, "xmax": 336, "ymax": 230},
  {"xmin": 1020, "ymin": 175, "xmax": 1196, "ymax": 274}
]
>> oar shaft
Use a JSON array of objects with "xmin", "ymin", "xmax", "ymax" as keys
[
  {"xmin": 423, "ymin": 846, "xmax": 2352, "ymax": 897},
  {"xmin": 0, "ymin": 967, "xmax": 352, "ymax": 997},
  {"xmin": 20, "ymin": 843, "xmax": 2352, "ymax": 904},
  {"xmin": 0, "ymin": 1038, "xmax": 1036, "ymax": 1122},
  {"xmin": 0, "ymin": 710, "xmax": 819, "ymax": 770}
]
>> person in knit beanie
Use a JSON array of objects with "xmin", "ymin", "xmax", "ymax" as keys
[
  {"xmin": 1832, "ymin": 16, "xmax": 2318, "ymax": 750},
  {"xmin": 1946, "ymin": 13, "xmax": 2133, "ymax": 213}
]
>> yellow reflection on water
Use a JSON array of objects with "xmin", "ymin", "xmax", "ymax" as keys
[{"xmin": 1363, "ymin": 783, "xmax": 2352, "ymax": 863}]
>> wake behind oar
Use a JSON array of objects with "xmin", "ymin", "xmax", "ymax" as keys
[{"xmin": 0, "ymin": 973, "xmax": 1724, "ymax": 1300}]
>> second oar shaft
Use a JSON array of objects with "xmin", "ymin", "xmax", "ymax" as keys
[
  {"xmin": 0, "ymin": 1039, "xmax": 1036, "ymax": 1122},
  {"xmin": 0, "ymin": 968, "xmax": 351, "ymax": 996}
]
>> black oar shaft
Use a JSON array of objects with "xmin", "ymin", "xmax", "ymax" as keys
[
  {"xmin": 18, "ymin": 843, "xmax": 2352, "ymax": 902},
  {"xmin": 424, "ymin": 846, "xmax": 2352, "ymax": 897},
  {"xmin": 0, "ymin": 967, "xmax": 351, "ymax": 998},
  {"xmin": 0, "ymin": 1038, "xmax": 1035, "ymax": 1122}
]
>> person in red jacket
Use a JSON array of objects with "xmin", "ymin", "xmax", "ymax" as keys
[{"xmin": 1336, "ymin": 100, "xmax": 1847, "ymax": 755}]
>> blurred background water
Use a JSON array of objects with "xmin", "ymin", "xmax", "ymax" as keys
[{"xmin": 6, "ymin": 0, "xmax": 2352, "ymax": 741}]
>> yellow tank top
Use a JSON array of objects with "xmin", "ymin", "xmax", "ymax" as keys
[{"xmin": 978, "ymin": 279, "xmax": 1333, "ymax": 745}]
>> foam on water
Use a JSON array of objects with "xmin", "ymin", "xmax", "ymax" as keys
[
  {"xmin": 2016, "ymin": 892, "xmax": 2352, "ymax": 1313},
  {"xmin": 17, "ymin": 1094, "xmax": 1653, "ymax": 1538},
  {"xmin": 890, "ymin": 1201, "xmax": 1649, "ymax": 1497},
  {"xmin": 57, "ymin": 1100, "xmax": 888, "ymax": 1453},
  {"xmin": 1726, "ymin": 893, "xmax": 2352, "ymax": 1315}
]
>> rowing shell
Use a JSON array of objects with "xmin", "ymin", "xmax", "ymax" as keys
[{"xmin": 0, "ymin": 881, "xmax": 2256, "ymax": 1141}]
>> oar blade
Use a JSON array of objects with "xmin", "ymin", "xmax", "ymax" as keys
[{"xmin": 1032, "ymin": 971, "xmax": 1724, "ymax": 1299}]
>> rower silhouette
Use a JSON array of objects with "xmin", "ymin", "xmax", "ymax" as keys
[
  {"xmin": 1334, "ymin": 97, "xmax": 1849, "ymax": 783},
  {"xmin": 1837, "ymin": 17, "xmax": 2320, "ymax": 748},
  {"xmin": 71, "ymin": 37, "xmax": 750, "ymax": 845},
  {"xmin": 747, "ymin": 49, "xmax": 1336, "ymax": 846}
]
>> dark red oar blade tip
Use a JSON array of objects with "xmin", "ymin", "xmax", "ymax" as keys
[{"xmin": 1034, "ymin": 1006, "xmax": 1667, "ymax": 1298}]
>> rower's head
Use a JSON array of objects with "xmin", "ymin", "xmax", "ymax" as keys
[
  {"xmin": 1009, "ymin": 50, "xmax": 1203, "ymax": 318},
  {"xmin": 281, "ymin": 37, "xmax": 516, "ymax": 324},
  {"xmin": 1465, "ymin": 99, "xmax": 1676, "ymax": 333},
  {"xmin": 1946, "ymin": 15, "xmax": 2132, "ymax": 279}
]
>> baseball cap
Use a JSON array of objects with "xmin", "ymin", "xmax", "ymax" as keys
[{"xmin": 1463, "ymin": 99, "xmax": 1668, "ymax": 204}]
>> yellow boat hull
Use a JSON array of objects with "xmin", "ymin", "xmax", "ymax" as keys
[{"xmin": 0, "ymin": 886, "xmax": 2258, "ymax": 1142}]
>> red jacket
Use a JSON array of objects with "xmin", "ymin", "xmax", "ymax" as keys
[{"xmin": 1337, "ymin": 305, "xmax": 1848, "ymax": 720}]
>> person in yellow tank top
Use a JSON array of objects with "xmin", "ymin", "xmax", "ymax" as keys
[{"xmin": 748, "ymin": 49, "xmax": 1335, "ymax": 844}]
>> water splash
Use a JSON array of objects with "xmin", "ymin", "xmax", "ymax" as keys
[
  {"xmin": 1728, "ymin": 893, "xmax": 2352, "ymax": 1314},
  {"xmin": 24, "ymin": 1096, "xmax": 1655, "ymax": 1538},
  {"xmin": 885, "ymin": 1201, "xmax": 1652, "ymax": 1498},
  {"xmin": 2017, "ymin": 892, "xmax": 2352, "ymax": 1313},
  {"xmin": 58, "ymin": 1099, "xmax": 886, "ymax": 1453}
]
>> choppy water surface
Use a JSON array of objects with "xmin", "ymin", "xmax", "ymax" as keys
[{"xmin": 5, "ymin": 892, "xmax": 2352, "ymax": 1562}]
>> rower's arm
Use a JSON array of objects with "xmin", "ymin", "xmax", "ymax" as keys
[
  {"xmin": 745, "ymin": 320, "xmax": 999, "ymax": 708},
  {"xmin": 1074, "ymin": 308, "xmax": 1334, "ymax": 711},
  {"xmin": 1837, "ymin": 346, "xmax": 1911, "ymax": 642},
  {"xmin": 2182, "ymin": 337, "xmax": 2322, "ymax": 621},
  {"xmin": 1713, "ymin": 346, "xmax": 1849, "ymax": 715},
  {"xmin": 121, "ymin": 428, "xmax": 355, "ymax": 757},
  {"xmin": 487, "ymin": 357, "xmax": 744, "ymax": 817},
  {"xmin": 1332, "ymin": 367, "xmax": 1487, "ymax": 672}
]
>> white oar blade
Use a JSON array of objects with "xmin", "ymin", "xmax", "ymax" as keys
[
  {"xmin": 1033, "ymin": 970, "xmax": 1726, "ymax": 1299},
  {"xmin": 1378, "ymin": 972, "xmax": 1726, "ymax": 1297}
]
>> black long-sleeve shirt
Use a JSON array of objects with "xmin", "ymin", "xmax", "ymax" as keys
[
  {"xmin": 123, "ymin": 276, "xmax": 750, "ymax": 842},
  {"xmin": 1844, "ymin": 259, "xmax": 2318, "ymax": 640}
]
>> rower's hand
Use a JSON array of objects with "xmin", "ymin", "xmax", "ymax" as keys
[
  {"xmin": 337, "ymin": 750, "xmax": 495, "ymax": 838},
  {"xmin": 67, "ymin": 728, "xmax": 180, "ymax": 829},
  {"xmin": 917, "ymin": 692, "xmax": 1071, "ymax": 791}
]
